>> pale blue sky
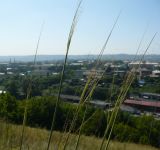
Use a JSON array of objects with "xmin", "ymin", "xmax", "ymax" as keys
[{"xmin": 0, "ymin": 0, "xmax": 159, "ymax": 55}]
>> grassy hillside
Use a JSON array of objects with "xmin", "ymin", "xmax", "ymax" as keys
[{"xmin": 0, "ymin": 121, "xmax": 158, "ymax": 150}]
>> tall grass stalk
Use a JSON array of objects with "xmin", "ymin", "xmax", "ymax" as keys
[
  {"xmin": 117, "ymin": 27, "xmax": 148, "ymax": 143},
  {"xmin": 46, "ymin": 1, "xmax": 82, "ymax": 150},
  {"xmin": 62, "ymin": 13, "xmax": 121, "ymax": 149},
  {"xmin": 104, "ymin": 72, "xmax": 135, "ymax": 150},
  {"xmin": 57, "ymin": 86, "xmax": 84, "ymax": 149},
  {"xmin": 103, "ymin": 27, "xmax": 148, "ymax": 145},
  {"xmin": 78, "ymin": 11, "xmax": 121, "ymax": 127},
  {"xmin": 73, "ymin": 68, "xmax": 113, "ymax": 149},
  {"xmin": 59, "ymin": 75, "xmax": 93, "ymax": 149},
  {"xmin": 62, "ymin": 80, "xmax": 93, "ymax": 150},
  {"xmin": 74, "ymin": 59, "xmax": 115, "ymax": 135},
  {"xmin": 133, "ymin": 26, "xmax": 148, "ymax": 62},
  {"xmin": 19, "ymin": 22, "xmax": 44, "ymax": 150},
  {"xmin": 74, "ymin": 110, "xmax": 98, "ymax": 134},
  {"xmin": 62, "ymin": 75, "xmax": 103, "ymax": 149},
  {"xmin": 98, "ymin": 33, "xmax": 157, "ymax": 150},
  {"xmin": 71, "ymin": 13, "xmax": 121, "ymax": 148},
  {"xmin": 74, "ymin": 105, "xmax": 88, "ymax": 150},
  {"xmin": 103, "ymin": 37, "xmax": 156, "ymax": 148},
  {"xmin": 104, "ymin": 33, "xmax": 157, "ymax": 150},
  {"xmin": 57, "ymin": 109, "xmax": 72, "ymax": 150},
  {"xmin": 95, "ymin": 11, "xmax": 121, "ymax": 68},
  {"xmin": 78, "ymin": 11, "xmax": 121, "ymax": 102}
]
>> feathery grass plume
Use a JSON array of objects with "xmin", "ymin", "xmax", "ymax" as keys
[
  {"xmin": 78, "ymin": 10, "xmax": 121, "ymax": 99},
  {"xmin": 57, "ymin": 109, "xmax": 72, "ymax": 149},
  {"xmin": 72, "ymin": 48, "xmax": 120, "ymax": 150},
  {"xmin": 62, "ymin": 69, "xmax": 100, "ymax": 149},
  {"xmin": 62, "ymin": 70, "xmax": 105, "ymax": 149},
  {"xmin": 46, "ymin": 1, "xmax": 82, "ymax": 150},
  {"xmin": 75, "ymin": 54, "xmax": 125, "ymax": 136},
  {"xmin": 73, "ymin": 63, "xmax": 114, "ymax": 149},
  {"xmin": 104, "ymin": 33, "xmax": 157, "ymax": 150},
  {"xmin": 0, "ymin": 95, "xmax": 10, "ymax": 148},
  {"xmin": 19, "ymin": 22, "xmax": 44, "ymax": 150},
  {"xmin": 101, "ymin": 27, "xmax": 148, "ymax": 144},
  {"xmin": 58, "ymin": 77, "xmax": 92, "ymax": 149},
  {"xmin": 88, "ymin": 59, "xmax": 116, "ymax": 137},
  {"xmin": 78, "ymin": 10, "xmax": 121, "ymax": 104},
  {"xmin": 117, "ymin": 27, "xmax": 148, "ymax": 143},
  {"xmin": 100, "ymin": 49, "xmax": 145, "ymax": 150},
  {"xmin": 104, "ymin": 71, "xmax": 137, "ymax": 150},
  {"xmin": 107, "ymin": 66, "xmax": 115, "ymax": 122},
  {"xmin": 98, "ymin": 33, "xmax": 157, "ymax": 150},
  {"xmin": 62, "ymin": 13, "xmax": 121, "ymax": 150},
  {"xmin": 95, "ymin": 10, "xmax": 121, "ymax": 69},
  {"xmin": 74, "ymin": 105, "xmax": 88, "ymax": 150},
  {"xmin": 73, "ymin": 11, "xmax": 122, "ymax": 147},
  {"xmin": 73, "ymin": 58, "xmax": 115, "ymax": 135},
  {"xmin": 62, "ymin": 80, "xmax": 92, "ymax": 150},
  {"xmin": 74, "ymin": 82, "xmax": 98, "ymax": 147},
  {"xmin": 133, "ymin": 26, "xmax": 148, "ymax": 62},
  {"xmin": 56, "ymin": 85, "xmax": 83, "ymax": 149}
]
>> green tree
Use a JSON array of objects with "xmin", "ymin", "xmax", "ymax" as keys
[{"xmin": 0, "ymin": 93, "xmax": 17, "ymax": 120}]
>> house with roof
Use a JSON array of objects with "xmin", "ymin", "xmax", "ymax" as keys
[
  {"xmin": 150, "ymin": 70, "xmax": 160, "ymax": 78},
  {"xmin": 124, "ymin": 93, "xmax": 160, "ymax": 112}
]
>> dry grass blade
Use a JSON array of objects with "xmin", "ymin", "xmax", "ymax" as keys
[
  {"xmin": 98, "ymin": 32, "xmax": 157, "ymax": 150},
  {"xmin": 95, "ymin": 11, "xmax": 121, "ymax": 68},
  {"xmin": 57, "ymin": 109, "xmax": 72, "ymax": 149},
  {"xmin": 74, "ymin": 110, "xmax": 98, "ymax": 134},
  {"xmin": 74, "ymin": 58, "xmax": 115, "ymax": 136},
  {"xmin": 74, "ymin": 105, "xmax": 88, "ymax": 150},
  {"xmin": 104, "ymin": 33, "xmax": 157, "ymax": 150},
  {"xmin": 19, "ymin": 22, "xmax": 44, "ymax": 150},
  {"xmin": 133, "ymin": 25, "xmax": 148, "ymax": 62},
  {"xmin": 75, "ymin": 12, "xmax": 121, "ymax": 147},
  {"xmin": 46, "ymin": 1, "xmax": 83, "ymax": 150},
  {"xmin": 62, "ymin": 13, "xmax": 121, "ymax": 146},
  {"xmin": 112, "ymin": 27, "xmax": 149, "ymax": 143}
]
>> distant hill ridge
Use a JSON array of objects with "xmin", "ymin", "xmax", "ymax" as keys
[{"xmin": 0, "ymin": 54, "xmax": 160, "ymax": 62}]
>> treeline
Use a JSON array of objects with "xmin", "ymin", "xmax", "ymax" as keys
[
  {"xmin": 0, "ymin": 93, "xmax": 160, "ymax": 147},
  {"xmin": 2, "ymin": 72, "xmax": 160, "ymax": 103}
]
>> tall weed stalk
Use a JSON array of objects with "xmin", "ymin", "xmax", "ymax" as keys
[
  {"xmin": 46, "ymin": 1, "xmax": 82, "ymax": 150},
  {"xmin": 19, "ymin": 22, "xmax": 44, "ymax": 150},
  {"xmin": 99, "ymin": 33, "xmax": 157, "ymax": 150},
  {"xmin": 62, "ymin": 12, "xmax": 121, "ymax": 150}
]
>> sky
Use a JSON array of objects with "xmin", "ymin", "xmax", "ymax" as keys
[{"xmin": 0, "ymin": 0, "xmax": 159, "ymax": 56}]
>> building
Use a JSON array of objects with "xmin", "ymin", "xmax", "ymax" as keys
[
  {"xmin": 129, "ymin": 61, "xmax": 159, "ymax": 69},
  {"xmin": 150, "ymin": 70, "xmax": 160, "ymax": 78},
  {"xmin": 32, "ymin": 69, "xmax": 50, "ymax": 76},
  {"xmin": 124, "ymin": 99, "xmax": 160, "ymax": 112},
  {"xmin": 139, "ymin": 93, "xmax": 160, "ymax": 101},
  {"xmin": 83, "ymin": 69, "xmax": 103, "ymax": 79},
  {"xmin": 136, "ymin": 68, "xmax": 152, "ymax": 77},
  {"xmin": 120, "ymin": 104, "xmax": 141, "ymax": 114},
  {"xmin": 57, "ymin": 94, "xmax": 111, "ymax": 109}
]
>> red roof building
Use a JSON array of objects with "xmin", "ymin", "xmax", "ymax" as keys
[{"xmin": 124, "ymin": 99, "xmax": 160, "ymax": 112}]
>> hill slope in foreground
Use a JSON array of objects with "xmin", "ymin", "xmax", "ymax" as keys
[{"xmin": 0, "ymin": 122, "xmax": 158, "ymax": 150}]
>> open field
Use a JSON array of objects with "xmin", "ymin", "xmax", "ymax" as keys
[{"xmin": 0, "ymin": 121, "xmax": 158, "ymax": 150}]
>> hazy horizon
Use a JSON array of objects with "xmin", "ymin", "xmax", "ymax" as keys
[
  {"xmin": 0, "ymin": 53, "xmax": 160, "ymax": 57},
  {"xmin": 0, "ymin": 54, "xmax": 159, "ymax": 63}
]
